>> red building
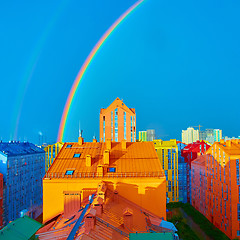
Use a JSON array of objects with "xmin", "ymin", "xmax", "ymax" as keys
[
  {"xmin": 182, "ymin": 141, "xmax": 210, "ymax": 202},
  {"xmin": 0, "ymin": 173, "xmax": 3, "ymax": 228},
  {"xmin": 192, "ymin": 139, "xmax": 240, "ymax": 239}
]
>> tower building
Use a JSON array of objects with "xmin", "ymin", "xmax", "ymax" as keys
[{"xmin": 100, "ymin": 98, "xmax": 136, "ymax": 142}]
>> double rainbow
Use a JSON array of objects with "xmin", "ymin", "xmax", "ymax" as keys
[{"xmin": 57, "ymin": 0, "xmax": 144, "ymax": 142}]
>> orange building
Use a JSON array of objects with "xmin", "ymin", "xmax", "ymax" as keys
[
  {"xmin": 192, "ymin": 139, "xmax": 240, "ymax": 239},
  {"xmin": 100, "ymin": 98, "xmax": 136, "ymax": 142},
  {"xmin": 38, "ymin": 182, "xmax": 177, "ymax": 240},
  {"xmin": 43, "ymin": 137, "xmax": 166, "ymax": 223}
]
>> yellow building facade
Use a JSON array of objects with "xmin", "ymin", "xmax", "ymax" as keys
[
  {"xmin": 44, "ymin": 142, "xmax": 64, "ymax": 172},
  {"xmin": 153, "ymin": 139, "xmax": 179, "ymax": 202},
  {"xmin": 43, "ymin": 138, "xmax": 166, "ymax": 223}
]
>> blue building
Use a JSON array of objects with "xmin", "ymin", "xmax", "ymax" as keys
[
  {"xmin": 0, "ymin": 141, "xmax": 45, "ymax": 225},
  {"xmin": 177, "ymin": 142, "xmax": 187, "ymax": 203}
]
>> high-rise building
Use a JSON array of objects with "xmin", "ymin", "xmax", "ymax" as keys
[
  {"xmin": 200, "ymin": 129, "xmax": 223, "ymax": 144},
  {"xmin": 181, "ymin": 140, "xmax": 210, "ymax": 203},
  {"xmin": 138, "ymin": 129, "xmax": 155, "ymax": 142},
  {"xmin": 0, "ymin": 142, "xmax": 45, "ymax": 225},
  {"xmin": 191, "ymin": 139, "xmax": 240, "ymax": 239},
  {"xmin": 139, "ymin": 131, "xmax": 147, "ymax": 141},
  {"xmin": 100, "ymin": 98, "xmax": 136, "ymax": 142},
  {"xmin": 182, "ymin": 127, "xmax": 199, "ymax": 144},
  {"xmin": 43, "ymin": 137, "xmax": 166, "ymax": 223},
  {"xmin": 44, "ymin": 142, "xmax": 64, "ymax": 172},
  {"xmin": 153, "ymin": 139, "xmax": 179, "ymax": 202},
  {"xmin": 177, "ymin": 142, "xmax": 187, "ymax": 203}
]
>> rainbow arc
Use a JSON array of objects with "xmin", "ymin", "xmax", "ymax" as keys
[{"xmin": 58, "ymin": 0, "xmax": 145, "ymax": 142}]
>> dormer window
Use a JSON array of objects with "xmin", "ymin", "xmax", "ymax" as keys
[
  {"xmin": 66, "ymin": 144, "xmax": 72, "ymax": 148},
  {"xmin": 107, "ymin": 167, "xmax": 116, "ymax": 173},
  {"xmin": 73, "ymin": 153, "xmax": 81, "ymax": 158},
  {"xmin": 65, "ymin": 170, "xmax": 74, "ymax": 175}
]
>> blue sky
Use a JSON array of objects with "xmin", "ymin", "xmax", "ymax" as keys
[{"xmin": 1, "ymin": 0, "xmax": 240, "ymax": 144}]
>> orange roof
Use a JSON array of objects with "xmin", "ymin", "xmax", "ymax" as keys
[
  {"xmin": 36, "ymin": 182, "xmax": 169, "ymax": 240},
  {"xmin": 207, "ymin": 140, "xmax": 240, "ymax": 156},
  {"xmin": 100, "ymin": 97, "xmax": 135, "ymax": 115},
  {"xmin": 46, "ymin": 141, "xmax": 164, "ymax": 178}
]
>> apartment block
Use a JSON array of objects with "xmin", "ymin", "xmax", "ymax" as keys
[
  {"xmin": 43, "ymin": 137, "xmax": 166, "ymax": 223},
  {"xmin": 139, "ymin": 130, "xmax": 155, "ymax": 142},
  {"xmin": 177, "ymin": 142, "xmax": 187, "ymax": 203},
  {"xmin": 100, "ymin": 98, "xmax": 136, "ymax": 142},
  {"xmin": 191, "ymin": 139, "xmax": 240, "ymax": 239},
  {"xmin": 0, "ymin": 142, "xmax": 45, "ymax": 225},
  {"xmin": 153, "ymin": 139, "xmax": 178, "ymax": 202},
  {"xmin": 44, "ymin": 142, "xmax": 63, "ymax": 172},
  {"xmin": 182, "ymin": 141, "xmax": 210, "ymax": 202},
  {"xmin": 182, "ymin": 127, "xmax": 199, "ymax": 144}
]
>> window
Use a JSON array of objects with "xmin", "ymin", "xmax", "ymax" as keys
[
  {"xmin": 111, "ymin": 111, "xmax": 113, "ymax": 140},
  {"xmin": 124, "ymin": 112, "xmax": 126, "ymax": 140},
  {"xmin": 115, "ymin": 108, "xmax": 118, "ymax": 142},
  {"xmin": 66, "ymin": 144, "xmax": 72, "ymax": 148},
  {"xmin": 108, "ymin": 167, "xmax": 116, "ymax": 173},
  {"xmin": 103, "ymin": 116, "xmax": 106, "ymax": 142},
  {"xmin": 238, "ymin": 204, "xmax": 240, "ymax": 221},
  {"xmin": 73, "ymin": 153, "xmax": 81, "ymax": 158},
  {"xmin": 65, "ymin": 170, "xmax": 74, "ymax": 175},
  {"xmin": 237, "ymin": 230, "xmax": 240, "ymax": 236}
]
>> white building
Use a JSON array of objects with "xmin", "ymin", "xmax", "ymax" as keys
[{"xmin": 182, "ymin": 127, "xmax": 199, "ymax": 144}]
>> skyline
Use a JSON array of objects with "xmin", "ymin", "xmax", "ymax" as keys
[{"xmin": 1, "ymin": 0, "xmax": 240, "ymax": 144}]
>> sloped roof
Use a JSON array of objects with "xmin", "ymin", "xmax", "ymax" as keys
[
  {"xmin": 100, "ymin": 97, "xmax": 135, "ymax": 115},
  {"xmin": 37, "ymin": 182, "xmax": 171, "ymax": 240},
  {"xmin": 0, "ymin": 142, "xmax": 44, "ymax": 156},
  {"xmin": 192, "ymin": 155, "xmax": 206, "ymax": 167},
  {"xmin": 183, "ymin": 141, "xmax": 209, "ymax": 152},
  {"xmin": 0, "ymin": 215, "xmax": 42, "ymax": 240},
  {"xmin": 46, "ymin": 141, "xmax": 164, "ymax": 178},
  {"xmin": 207, "ymin": 140, "xmax": 240, "ymax": 156}
]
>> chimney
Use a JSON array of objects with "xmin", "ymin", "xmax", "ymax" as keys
[
  {"xmin": 123, "ymin": 208, "xmax": 133, "ymax": 229},
  {"xmin": 84, "ymin": 208, "xmax": 96, "ymax": 233},
  {"xmin": 97, "ymin": 165, "xmax": 103, "ymax": 177},
  {"xmin": 78, "ymin": 137, "xmax": 84, "ymax": 145},
  {"xmin": 106, "ymin": 139, "xmax": 111, "ymax": 150},
  {"xmin": 93, "ymin": 139, "xmax": 97, "ymax": 143},
  {"xmin": 113, "ymin": 190, "xmax": 119, "ymax": 203},
  {"xmin": 220, "ymin": 139, "xmax": 224, "ymax": 144},
  {"xmin": 104, "ymin": 150, "xmax": 109, "ymax": 165},
  {"xmin": 122, "ymin": 140, "xmax": 127, "ymax": 150},
  {"xmin": 86, "ymin": 155, "xmax": 92, "ymax": 167},
  {"xmin": 93, "ymin": 203, "xmax": 103, "ymax": 215},
  {"xmin": 226, "ymin": 140, "xmax": 232, "ymax": 147}
]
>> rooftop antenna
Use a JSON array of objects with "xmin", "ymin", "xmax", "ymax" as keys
[{"xmin": 78, "ymin": 121, "xmax": 81, "ymax": 137}]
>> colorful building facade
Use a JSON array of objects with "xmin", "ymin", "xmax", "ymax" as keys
[
  {"xmin": 182, "ymin": 127, "xmax": 199, "ymax": 144},
  {"xmin": 38, "ymin": 182, "xmax": 177, "ymax": 240},
  {"xmin": 191, "ymin": 139, "xmax": 240, "ymax": 239},
  {"xmin": 0, "ymin": 142, "xmax": 45, "ymax": 225},
  {"xmin": 100, "ymin": 98, "xmax": 136, "ymax": 142},
  {"xmin": 181, "ymin": 140, "xmax": 210, "ymax": 202},
  {"xmin": 139, "ymin": 131, "xmax": 147, "ymax": 141},
  {"xmin": 43, "ymin": 138, "xmax": 166, "ymax": 223},
  {"xmin": 177, "ymin": 142, "xmax": 187, "ymax": 203},
  {"xmin": 138, "ymin": 130, "xmax": 155, "ymax": 142},
  {"xmin": 153, "ymin": 139, "xmax": 178, "ymax": 202},
  {"xmin": 44, "ymin": 142, "xmax": 64, "ymax": 172}
]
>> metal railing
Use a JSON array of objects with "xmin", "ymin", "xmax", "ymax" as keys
[
  {"xmin": 45, "ymin": 171, "xmax": 164, "ymax": 179},
  {"xmin": 96, "ymin": 216, "xmax": 129, "ymax": 237}
]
